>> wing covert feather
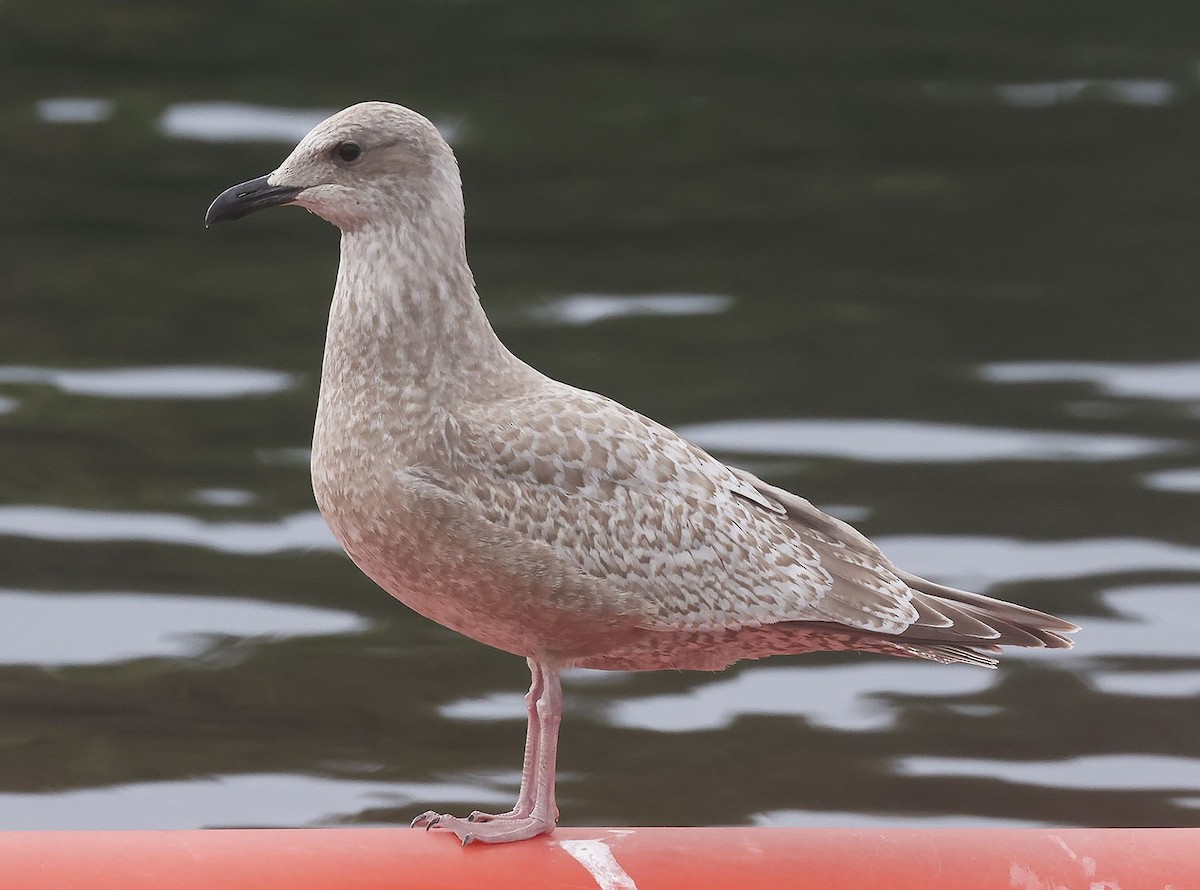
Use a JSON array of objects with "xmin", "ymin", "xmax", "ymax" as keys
[{"xmin": 438, "ymin": 386, "xmax": 922, "ymax": 635}]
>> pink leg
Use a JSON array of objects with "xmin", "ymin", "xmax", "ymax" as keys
[
  {"xmin": 467, "ymin": 658, "xmax": 543, "ymax": 822},
  {"xmin": 411, "ymin": 660, "xmax": 562, "ymax": 844}
]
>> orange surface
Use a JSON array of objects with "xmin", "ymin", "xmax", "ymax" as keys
[{"xmin": 0, "ymin": 827, "xmax": 1195, "ymax": 889}]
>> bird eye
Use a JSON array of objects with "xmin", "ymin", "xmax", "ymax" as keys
[{"xmin": 334, "ymin": 141, "xmax": 362, "ymax": 163}]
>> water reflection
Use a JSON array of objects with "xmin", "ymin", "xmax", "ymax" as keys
[
  {"xmin": 753, "ymin": 810, "xmax": 1042, "ymax": 829},
  {"xmin": 523, "ymin": 293, "xmax": 734, "ymax": 327},
  {"xmin": 1074, "ymin": 586, "xmax": 1200, "ymax": 660},
  {"xmin": 603, "ymin": 663, "xmax": 996, "ymax": 733},
  {"xmin": 0, "ymin": 506, "xmax": 336, "ymax": 552},
  {"xmin": 983, "ymin": 361, "xmax": 1200, "ymax": 401},
  {"xmin": 0, "ymin": 366, "xmax": 293, "ymax": 399},
  {"xmin": 159, "ymin": 101, "xmax": 464, "ymax": 145},
  {"xmin": 1092, "ymin": 671, "xmax": 1200, "ymax": 699},
  {"xmin": 679, "ymin": 419, "xmax": 1172, "ymax": 462},
  {"xmin": 896, "ymin": 754, "xmax": 1200, "ymax": 792},
  {"xmin": 0, "ymin": 590, "xmax": 366, "ymax": 665},
  {"xmin": 190, "ymin": 488, "xmax": 259, "ymax": 507},
  {"xmin": 158, "ymin": 103, "xmax": 335, "ymax": 144},
  {"xmin": 878, "ymin": 536, "xmax": 1200, "ymax": 588},
  {"xmin": 923, "ymin": 79, "xmax": 1179, "ymax": 107},
  {"xmin": 0, "ymin": 773, "xmax": 512, "ymax": 830},
  {"xmin": 994, "ymin": 80, "xmax": 1177, "ymax": 107},
  {"xmin": 1144, "ymin": 469, "xmax": 1200, "ymax": 492},
  {"xmin": 36, "ymin": 97, "xmax": 114, "ymax": 124}
]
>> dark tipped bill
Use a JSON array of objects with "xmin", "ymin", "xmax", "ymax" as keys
[{"xmin": 204, "ymin": 175, "xmax": 303, "ymax": 227}]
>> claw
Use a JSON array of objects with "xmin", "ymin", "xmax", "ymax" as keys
[
  {"xmin": 418, "ymin": 812, "xmax": 554, "ymax": 844},
  {"xmin": 410, "ymin": 810, "xmax": 441, "ymax": 830}
]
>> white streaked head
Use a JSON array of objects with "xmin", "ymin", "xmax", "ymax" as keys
[{"xmin": 206, "ymin": 101, "xmax": 462, "ymax": 232}]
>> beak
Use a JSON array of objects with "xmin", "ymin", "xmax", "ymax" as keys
[{"xmin": 204, "ymin": 175, "xmax": 303, "ymax": 227}]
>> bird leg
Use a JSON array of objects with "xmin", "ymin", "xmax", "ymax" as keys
[
  {"xmin": 411, "ymin": 659, "xmax": 562, "ymax": 844},
  {"xmin": 467, "ymin": 657, "xmax": 544, "ymax": 822}
]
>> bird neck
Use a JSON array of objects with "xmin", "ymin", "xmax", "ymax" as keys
[{"xmin": 324, "ymin": 213, "xmax": 513, "ymax": 396}]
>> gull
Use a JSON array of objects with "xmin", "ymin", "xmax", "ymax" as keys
[{"xmin": 205, "ymin": 101, "xmax": 1077, "ymax": 844}]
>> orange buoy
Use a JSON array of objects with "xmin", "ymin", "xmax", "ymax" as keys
[{"xmin": 0, "ymin": 827, "xmax": 1195, "ymax": 890}]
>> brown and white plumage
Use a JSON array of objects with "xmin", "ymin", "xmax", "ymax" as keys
[{"xmin": 205, "ymin": 101, "xmax": 1077, "ymax": 844}]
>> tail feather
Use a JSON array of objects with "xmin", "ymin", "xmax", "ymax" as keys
[
  {"xmin": 730, "ymin": 468, "xmax": 1079, "ymax": 666},
  {"xmin": 897, "ymin": 570, "xmax": 1077, "ymax": 650},
  {"xmin": 803, "ymin": 571, "xmax": 1078, "ymax": 669},
  {"xmin": 899, "ymin": 642, "xmax": 1002, "ymax": 669}
]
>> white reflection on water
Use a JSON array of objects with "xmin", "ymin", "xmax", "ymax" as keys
[
  {"xmin": 1091, "ymin": 670, "xmax": 1200, "ymax": 699},
  {"xmin": 257, "ymin": 446, "xmax": 313, "ymax": 466},
  {"xmin": 752, "ymin": 809, "xmax": 1042, "ymax": 829},
  {"xmin": 995, "ymin": 79, "xmax": 1176, "ymax": 107},
  {"xmin": 0, "ymin": 365, "xmax": 293, "ymax": 399},
  {"xmin": 1144, "ymin": 468, "xmax": 1200, "ymax": 493},
  {"xmin": 191, "ymin": 487, "xmax": 258, "ymax": 507},
  {"xmin": 924, "ymin": 79, "xmax": 1178, "ymax": 108},
  {"xmin": 679, "ymin": 418, "xmax": 1170, "ymax": 462},
  {"xmin": 982, "ymin": 360, "xmax": 1200, "ymax": 401},
  {"xmin": 0, "ymin": 590, "xmax": 367, "ymax": 665},
  {"xmin": 36, "ymin": 97, "xmax": 114, "ymax": 124},
  {"xmin": 0, "ymin": 506, "xmax": 337, "ymax": 553},
  {"xmin": 443, "ymin": 662, "xmax": 996, "ymax": 734},
  {"xmin": 896, "ymin": 754, "xmax": 1200, "ymax": 791},
  {"xmin": 606, "ymin": 663, "xmax": 995, "ymax": 733},
  {"xmin": 0, "ymin": 773, "xmax": 510, "ymax": 830},
  {"xmin": 877, "ymin": 536, "xmax": 1200, "ymax": 591},
  {"xmin": 524, "ymin": 293, "xmax": 733, "ymax": 326},
  {"xmin": 160, "ymin": 102, "xmax": 334, "ymax": 143},
  {"xmin": 159, "ymin": 101, "xmax": 463, "ymax": 145},
  {"xmin": 1070, "ymin": 585, "xmax": 1200, "ymax": 660},
  {"xmin": 1022, "ymin": 584, "xmax": 1200, "ymax": 698}
]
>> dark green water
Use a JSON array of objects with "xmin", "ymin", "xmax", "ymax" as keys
[{"xmin": 1, "ymin": 1, "xmax": 1199, "ymax": 830}]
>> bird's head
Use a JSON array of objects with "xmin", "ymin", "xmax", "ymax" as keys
[{"xmin": 204, "ymin": 101, "xmax": 460, "ymax": 232}]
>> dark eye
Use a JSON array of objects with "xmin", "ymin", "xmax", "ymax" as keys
[{"xmin": 334, "ymin": 141, "xmax": 362, "ymax": 163}]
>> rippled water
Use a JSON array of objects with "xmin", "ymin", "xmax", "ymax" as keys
[{"xmin": 2, "ymin": 0, "xmax": 1199, "ymax": 833}]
